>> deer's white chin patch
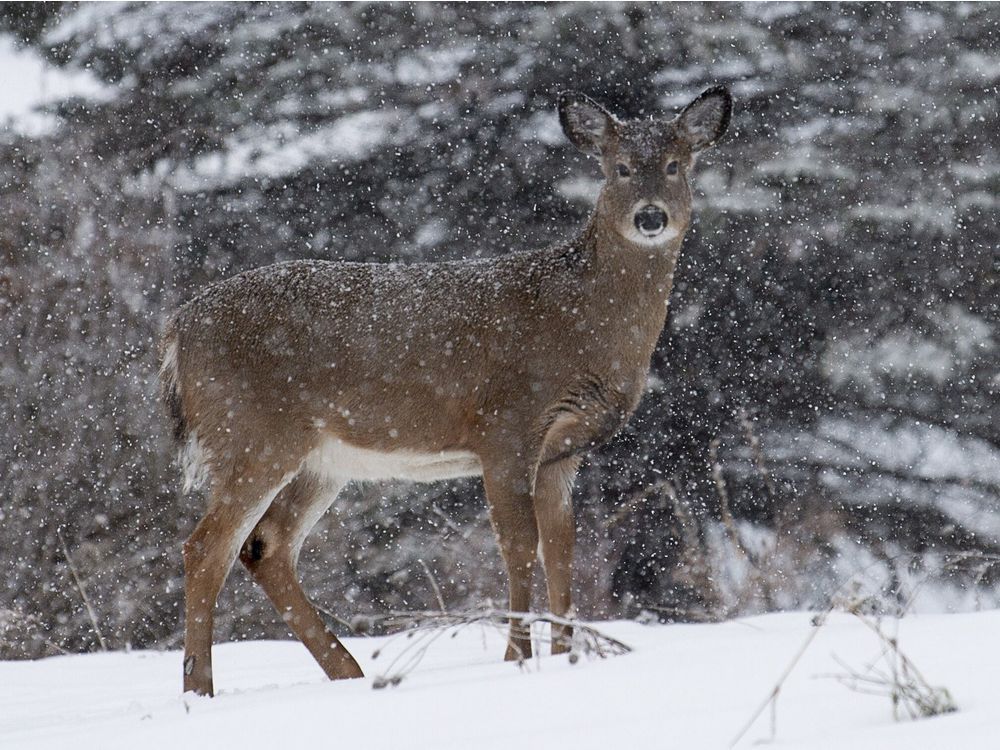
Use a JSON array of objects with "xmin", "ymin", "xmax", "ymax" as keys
[{"xmin": 622, "ymin": 225, "xmax": 681, "ymax": 247}]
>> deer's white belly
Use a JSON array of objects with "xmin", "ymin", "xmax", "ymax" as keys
[{"xmin": 306, "ymin": 436, "xmax": 482, "ymax": 482}]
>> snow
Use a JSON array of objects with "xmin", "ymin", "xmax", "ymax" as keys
[
  {"xmin": 823, "ymin": 306, "xmax": 993, "ymax": 392},
  {"xmin": 759, "ymin": 149, "xmax": 856, "ymax": 183},
  {"xmin": 519, "ymin": 109, "xmax": 565, "ymax": 147},
  {"xmin": 171, "ymin": 110, "xmax": 402, "ymax": 192},
  {"xmin": 959, "ymin": 51, "xmax": 1000, "ymax": 84},
  {"xmin": 770, "ymin": 417, "xmax": 1000, "ymax": 491},
  {"xmin": 556, "ymin": 176, "xmax": 602, "ymax": 204},
  {"xmin": 0, "ymin": 34, "xmax": 112, "ymax": 136},
  {"xmin": 43, "ymin": 2, "xmax": 232, "ymax": 55},
  {"xmin": 393, "ymin": 45, "xmax": 476, "ymax": 86},
  {"xmin": 3, "ymin": 611, "xmax": 999, "ymax": 749},
  {"xmin": 849, "ymin": 202, "xmax": 956, "ymax": 233}
]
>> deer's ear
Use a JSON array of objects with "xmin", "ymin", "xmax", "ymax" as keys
[
  {"xmin": 676, "ymin": 86, "xmax": 732, "ymax": 152},
  {"xmin": 558, "ymin": 91, "xmax": 615, "ymax": 156}
]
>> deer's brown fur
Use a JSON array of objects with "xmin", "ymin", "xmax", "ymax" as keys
[{"xmin": 160, "ymin": 86, "xmax": 732, "ymax": 695}]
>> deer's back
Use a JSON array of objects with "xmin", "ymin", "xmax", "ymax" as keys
[{"xmin": 165, "ymin": 249, "xmax": 598, "ymax": 469}]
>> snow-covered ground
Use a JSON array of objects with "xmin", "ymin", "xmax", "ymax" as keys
[{"xmin": 3, "ymin": 611, "xmax": 998, "ymax": 749}]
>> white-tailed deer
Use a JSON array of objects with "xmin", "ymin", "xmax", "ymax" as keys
[{"xmin": 160, "ymin": 86, "xmax": 732, "ymax": 695}]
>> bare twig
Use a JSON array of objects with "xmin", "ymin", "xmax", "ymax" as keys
[
  {"xmin": 733, "ymin": 577, "xmax": 959, "ymax": 748},
  {"xmin": 366, "ymin": 608, "xmax": 631, "ymax": 688},
  {"xmin": 738, "ymin": 407, "xmax": 780, "ymax": 505},
  {"xmin": 56, "ymin": 528, "xmax": 107, "ymax": 652},
  {"xmin": 604, "ymin": 479, "xmax": 671, "ymax": 529},
  {"xmin": 311, "ymin": 600, "xmax": 362, "ymax": 633},
  {"xmin": 429, "ymin": 502, "xmax": 475, "ymax": 540},
  {"xmin": 828, "ymin": 609, "xmax": 957, "ymax": 720},
  {"xmin": 728, "ymin": 608, "xmax": 832, "ymax": 748},
  {"xmin": 631, "ymin": 603, "xmax": 721, "ymax": 623},
  {"xmin": 417, "ymin": 558, "xmax": 447, "ymax": 614},
  {"xmin": 937, "ymin": 551, "xmax": 1000, "ymax": 610},
  {"xmin": 662, "ymin": 479, "xmax": 700, "ymax": 559},
  {"xmin": 709, "ymin": 435, "xmax": 752, "ymax": 563},
  {"xmin": 0, "ymin": 608, "xmax": 70, "ymax": 655}
]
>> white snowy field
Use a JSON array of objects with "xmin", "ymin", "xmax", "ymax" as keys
[{"xmin": 2, "ymin": 611, "xmax": 998, "ymax": 750}]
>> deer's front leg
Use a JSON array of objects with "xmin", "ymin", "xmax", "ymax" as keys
[
  {"xmin": 534, "ymin": 457, "xmax": 580, "ymax": 654},
  {"xmin": 481, "ymin": 458, "xmax": 538, "ymax": 661}
]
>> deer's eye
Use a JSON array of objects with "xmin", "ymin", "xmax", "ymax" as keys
[
  {"xmin": 666, "ymin": 160, "xmax": 679, "ymax": 176},
  {"xmin": 616, "ymin": 163, "xmax": 631, "ymax": 178}
]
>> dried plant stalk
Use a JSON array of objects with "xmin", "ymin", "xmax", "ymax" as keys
[
  {"xmin": 362, "ymin": 608, "xmax": 631, "ymax": 689},
  {"xmin": 829, "ymin": 609, "xmax": 957, "ymax": 720}
]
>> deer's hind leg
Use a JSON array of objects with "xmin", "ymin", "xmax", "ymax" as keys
[
  {"xmin": 183, "ymin": 464, "xmax": 296, "ymax": 696},
  {"xmin": 239, "ymin": 471, "xmax": 364, "ymax": 681}
]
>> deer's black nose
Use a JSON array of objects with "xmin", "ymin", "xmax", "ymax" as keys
[{"xmin": 634, "ymin": 205, "xmax": 667, "ymax": 235}]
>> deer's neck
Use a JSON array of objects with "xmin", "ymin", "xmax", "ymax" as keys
[{"xmin": 580, "ymin": 216, "xmax": 681, "ymax": 326}]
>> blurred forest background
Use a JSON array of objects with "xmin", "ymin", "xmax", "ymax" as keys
[{"xmin": 2, "ymin": 2, "xmax": 1000, "ymax": 658}]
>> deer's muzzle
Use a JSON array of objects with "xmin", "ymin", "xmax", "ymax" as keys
[{"xmin": 634, "ymin": 204, "xmax": 667, "ymax": 236}]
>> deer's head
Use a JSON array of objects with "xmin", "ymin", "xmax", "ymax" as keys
[{"xmin": 558, "ymin": 86, "xmax": 732, "ymax": 247}]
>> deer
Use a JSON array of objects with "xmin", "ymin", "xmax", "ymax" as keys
[{"xmin": 159, "ymin": 85, "xmax": 732, "ymax": 696}]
